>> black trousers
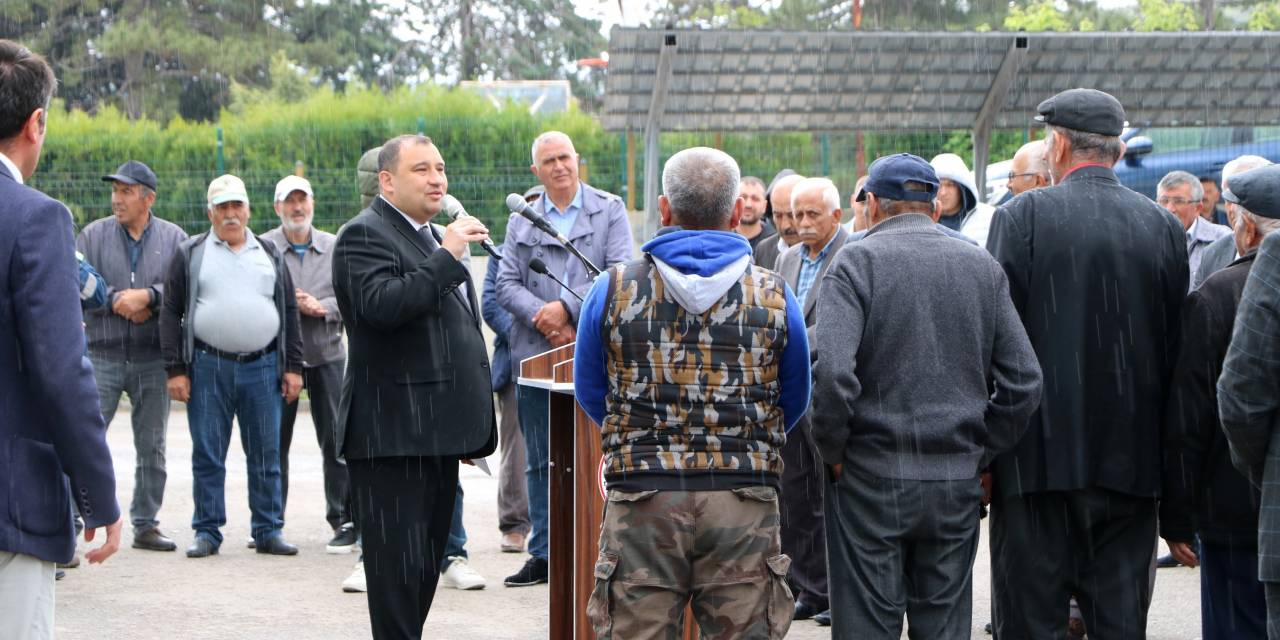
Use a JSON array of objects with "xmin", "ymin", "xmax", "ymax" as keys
[
  {"xmin": 280, "ymin": 360, "xmax": 351, "ymax": 530},
  {"xmin": 991, "ymin": 488, "xmax": 1156, "ymax": 639},
  {"xmin": 826, "ymin": 467, "xmax": 982, "ymax": 640},
  {"xmin": 349, "ymin": 456, "xmax": 458, "ymax": 640},
  {"xmin": 779, "ymin": 420, "xmax": 829, "ymax": 609}
]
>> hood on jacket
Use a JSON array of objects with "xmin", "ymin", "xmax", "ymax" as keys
[
  {"xmin": 643, "ymin": 228, "xmax": 753, "ymax": 315},
  {"xmin": 931, "ymin": 153, "xmax": 979, "ymax": 224}
]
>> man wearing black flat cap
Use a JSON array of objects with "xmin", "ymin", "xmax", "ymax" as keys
[
  {"xmin": 986, "ymin": 88, "xmax": 1189, "ymax": 638},
  {"xmin": 76, "ymin": 160, "xmax": 188, "ymax": 553},
  {"xmin": 1215, "ymin": 164, "xmax": 1280, "ymax": 638},
  {"xmin": 1163, "ymin": 163, "xmax": 1280, "ymax": 640}
]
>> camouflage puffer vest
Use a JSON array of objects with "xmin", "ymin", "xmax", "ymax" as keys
[{"xmin": 599, "ymin": 255, "xmax": 790, "ymax": 491}]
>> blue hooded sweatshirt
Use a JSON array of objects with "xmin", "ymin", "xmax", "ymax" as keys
[{"xmin": 574, "ymin": 227, "xmax": 811, "ymax": 432}]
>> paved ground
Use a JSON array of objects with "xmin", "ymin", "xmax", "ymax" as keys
[{"xmin": 54, "ymin": 407, "xmax": 1205, "ymax": 639}]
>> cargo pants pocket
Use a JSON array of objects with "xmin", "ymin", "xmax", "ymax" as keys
[
  {"xmin": 587, "ymin": 551, "xmax": 619, "ymax": 638},
  {"xmin": 764, "ymin": 554, "xmax": 794, "ymax": 639}
]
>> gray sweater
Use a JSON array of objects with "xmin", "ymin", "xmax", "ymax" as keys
[{"xmin": 811, "ymin": 213, "xmax": 1042, "ymax": 481}]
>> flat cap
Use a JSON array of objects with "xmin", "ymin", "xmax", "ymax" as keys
[
  {"xmin": 1222, "ymin": 163, "xmax": 1280, "ymax": 219},
  {"xmin": 1034, "ymin": 88, "xmax": 1127, "ymax": 136}
]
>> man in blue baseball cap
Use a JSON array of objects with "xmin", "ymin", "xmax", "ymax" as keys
[{"xmin": 811, "ymin": 152, "xmax": 1043, "ymax": 637}]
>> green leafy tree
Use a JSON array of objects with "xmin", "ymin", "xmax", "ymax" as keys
[
  {"xmin": 1133, "ymin": 0, "xmax": 1201, "ymax": 30},
  {"xmin": 1247, "ymin": 1, "xmax": 1280, "ymax": 28}
]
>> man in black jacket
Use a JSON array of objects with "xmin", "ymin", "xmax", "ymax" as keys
[
  {"xmin": 987, "ymin": 89, "xmax": 1189, "ymax": 638},
  {"xmin": 332, "ymin": 134, "xmax": 497, "ymax": 640},
  {"xmin": 1161, "ymin": 164, "xmax": 1279, "ymax": 640},
  {"xmin": 160, "ymin": 173, "xmax": 304, "ymax": 558}
]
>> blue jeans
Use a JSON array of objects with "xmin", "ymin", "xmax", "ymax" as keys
[
  {"xmin": 517, "ymin": 385, "xmax": 550, "ymax": 560},
  {"xmin": 441, "ymin": 482, "xmax": 467, "ymax": 570},
  {"xmin": 187, "ymin": 349, "xmax": 284, "ymax": 546}
]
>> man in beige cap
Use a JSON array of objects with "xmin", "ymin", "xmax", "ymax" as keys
[
  {"xmin": 260, "ymin": 175, "xmax": 355, "ymax": 554},
  {"xmin": 160, "ymin": 174, "xmax": 304, "ymax": 558}
]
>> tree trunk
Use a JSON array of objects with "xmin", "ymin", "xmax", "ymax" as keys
[
  {"xmin": 1201, "ymin": 0, "xmax": 1215, "ymax": 30},
  {"xmin": 459, "ymin": 0, "xmax": 476, "ymax": 80},
  {"xmin": 123, "ymin": 51, "xmax": 143, "ymax": 120}
]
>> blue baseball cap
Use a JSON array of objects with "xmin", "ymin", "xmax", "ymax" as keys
[{"xmin": 855, "ymin": 153, "xmax": 939, "ymax": 203}]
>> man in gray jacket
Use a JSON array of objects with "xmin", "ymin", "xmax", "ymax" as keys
[
  {"xmin": 77, "ymin": 160, "xmax": 188, "ymax": 552},
  {"xmin": 812, "ymin": 153, "xmax": 1043, "ymax": 639},
  {"xmin": 496, "ymin": 131, "xmax": 633, "ymax": 586}
]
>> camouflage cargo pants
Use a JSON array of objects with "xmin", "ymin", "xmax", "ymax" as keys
[{"xmin": 588, "ymin": 486, "xmax": 793, "ymax": 640}]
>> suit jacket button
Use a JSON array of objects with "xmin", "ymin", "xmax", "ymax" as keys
[
  {"xmin": 536, "ymin": 250, "xmax": 543, "ymax": 257},
  {"xmin": 80, "ymin": 488, "xmax": 89, "ymax": 495}
]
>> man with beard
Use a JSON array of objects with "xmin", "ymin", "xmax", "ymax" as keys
[
  {"xmin": 736, "ymin": 175, "xmax": 774, "ymax": 250},
  {"xmin": 261, "ymin": 175, "xmax": 354, "ymax": 554}
]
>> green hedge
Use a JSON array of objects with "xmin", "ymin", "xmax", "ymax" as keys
[{"xmin": 34, "ymin": 85, "xmax": 1020, "ymax": 244}]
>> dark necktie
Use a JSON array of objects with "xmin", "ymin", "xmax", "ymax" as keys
[{"xmin": 418, "ymin": 224, "xmax": 439, "ymax": 251}]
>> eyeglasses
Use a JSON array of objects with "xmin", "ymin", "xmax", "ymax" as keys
[
  {"xmin": 1007, "ymin": 172, "xmax": 1041, "ymax": 180},
  {"xmin": 1156, "ymin": 196, "xmax": 1198, "ymax": 207}
]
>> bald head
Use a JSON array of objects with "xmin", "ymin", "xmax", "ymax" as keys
[{"xmin": 1008, "ymin": 140, "xmax": 1050, "ymax": 196}]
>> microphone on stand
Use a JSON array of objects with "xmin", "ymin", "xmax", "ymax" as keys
[
  {"xmin": 529, "ymin": 258, "xmax": 584, "ymax": 302},
  {"xmin": 441, "ymin": 194, "xmax": 502, "ymax": 260},
  {"xmin": 506, "ymin": 193, "xmax": 601, "ymax": 276}
]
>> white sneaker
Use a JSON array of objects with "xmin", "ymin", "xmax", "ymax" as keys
[
  {"xmin": 440, "ymin": 555, "xmax": 486, "ymax": 590},
  {"xmin": 342, "ymin": 560, "xmax": 367, "ymax": 593}
]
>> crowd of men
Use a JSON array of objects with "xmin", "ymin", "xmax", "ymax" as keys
[{"xmin": 8, "ymin": 35, "xmax": 1280, "ymax": 640}]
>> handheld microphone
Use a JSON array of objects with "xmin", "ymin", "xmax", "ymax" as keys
[
  {"xmin": 441, "ymin": 194, "xmax": 502, "ymax": 260},
  {"xmin": 505, "ymin": 193, "xmax": 568, "ymax": 243},
  {"xmin": 505, "ymin": 193, "xmax": 602, "ymax": 277},
  {"xmin": 529, "ymin": 257, "xmax": 585, "ymax": 302}
]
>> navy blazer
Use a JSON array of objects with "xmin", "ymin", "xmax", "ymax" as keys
[{"xmin": 0, "ymin": 162, "xmax": 119, "ymax": 564}]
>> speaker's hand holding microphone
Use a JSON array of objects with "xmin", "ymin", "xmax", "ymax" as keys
[{"xmin": 440, "ymin": 194, "xmax": 498, "ymax": 261}]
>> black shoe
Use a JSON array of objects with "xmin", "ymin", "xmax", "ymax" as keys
[
  {"xmin": 326, "ymin": 523, "xmax": 358, "ymax": 554},
  {"xmin": 186, "ymin": 538, "xmax": 220, "ymax": 558},
  {"xmin": 814, "ymin": 610, "xmax": 831, "ymax": 626},
  {"xmin": 1156, "ymin": 553, "xmax": 1182, "ymax": 569},
  {"xmin": 794, "ymin": 601, "xmax": 821, "ymax": 620},
  {"xmin": 985, "ymin": 621, "xmax": 993, "ymax": 635},
  {"xmin": 55, "ymin": 569, "xmax": 66, "ymax": 581},
  {"xmin": 256, "ymin": 535, "xmax": 299, "ymax": 556},
  {"xmin": 132, "ymin": 527, "xmax": 177, "ymax": 552},
  {"xmin": 503, "ymin": 557, "xmax": 548, "ymax": 587}
]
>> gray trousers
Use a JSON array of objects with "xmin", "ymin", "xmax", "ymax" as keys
[
  {"xmin": 825, "ymin": 467, "xmax": 982, "ymax": 640},
  {"xmin": 90, "ymin": 355, "xmax": 170, "ymax": 535},
  {"xmin": 991, "ymin": 488, "xmax": 1156, "ymax": 639},
  {"xmin": 497, "ymin": 384, "xmax": 530, "ymax": 535},
  {"xmin": 779, "ymin": 419, "xmax": 828, "ymax": 609},
  {"xmin": 0, "ymin": 551, "xmax": 54, "ymax": 639},
  {"xmin": 281, "ymin": 359, "xmax": 350, "ymax": 531}
]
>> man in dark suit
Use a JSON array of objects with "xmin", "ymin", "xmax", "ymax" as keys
[
  {"xmin": 987, "ymin": 89, "xmax": 1188, "ymax": 638},
  {"xmin": 774, "ymin": 177, "xmax": 847, "ymax": 624},
  {"xmin": 1216, "ymin": 164, "xmax": 1280, "ymax": 637},
  {"xmin": 0, "ymin": 40, "xmax": 122, "ymax": 637},
  {"xmin": 333, "ymin": 134, "xmax": 497, "ymax": 640}
]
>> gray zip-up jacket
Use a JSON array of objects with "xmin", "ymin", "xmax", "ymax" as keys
[{"xmin": 76, "ymin": 214, "xmax": 188, "ymax": 362}]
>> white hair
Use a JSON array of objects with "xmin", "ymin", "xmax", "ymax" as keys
[
  {"xmin": 1157, "ymin": 170, "xmax": 1204, "ymax": 201},
  {"xmin": 531, "ymin": 131, "xmax": 575, "ymax": 165},
  {"xmin": 1241, "ymin": 208, "xmax": 1280, "ymax": 236},
  {"xmin": 1223, "ymin": 154, "xmax": 1273, "ymax": 186},
  {"xmin": 661, "ymin": 147, "xmax": 741, "ymax": 228},
  {"xmin": 790, "ymin": 177, "xmax": 840, "ymax": 214}
]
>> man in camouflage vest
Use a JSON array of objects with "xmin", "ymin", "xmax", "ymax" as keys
[{"xmin": 574, "ymin": 146, "xmax": 812, "ymax": 639}]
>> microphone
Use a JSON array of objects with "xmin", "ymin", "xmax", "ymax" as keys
[
  {"xmin": 505, "ymin": 193, "xmax": 568, "ymax": 243},
  {"xmin": 441, "ymin": 194, "xmax": 502, "ymax": 260},
  {"xmin": 505, "ymin": 193, "xmax": 602, "ymax": 277},
  {"xmin": 529, "ymin": 257, "xmax": 585, "ymax": 302}
]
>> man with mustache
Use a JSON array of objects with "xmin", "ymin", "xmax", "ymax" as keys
[
  {"xmin": 261, "ymin": 175, "xmax": 355, "ymax": 554},
  {"xmin": 160, "ymin": 173, "xmax": 304, "ymax": 559},
  {"xmin": 753, "ymin": 173, "xmax": 803, "ymax": 270},
  {"xmin": 76, "ymin": 160, "xmax": 187, "ymax": 554}
]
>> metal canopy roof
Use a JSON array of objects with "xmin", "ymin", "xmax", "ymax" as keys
[{"xmin": 602, "ymin": 28, "xmax": 1280, "ymax": 133}]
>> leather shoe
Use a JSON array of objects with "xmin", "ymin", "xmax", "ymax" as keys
[
  {"xmin": 186, "ymin": 538, "xmax": 219, "ymax": 558},
  {"xmin": 133, "ymin": 528, "xmax": 177, "ymax": 552},
  {"xmin": 1156, "ymin": 553, "xmax": 1183, "ymax": 569},
  {"xmin": 794, "ymin": 601, "xmax": 821, "ymax": 620},
  {"xmin": 255, "ymin": 535, "xmax": 299, "ymax": 556},
  {"xmin": 813, "ymin": 610, "xmax": 831, "ymax": 626}
]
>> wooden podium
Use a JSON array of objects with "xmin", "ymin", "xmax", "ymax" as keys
[{"xmin": 518, "ymin": 344, "xmax": 697, "ymax": 640}]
